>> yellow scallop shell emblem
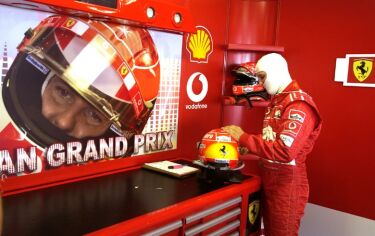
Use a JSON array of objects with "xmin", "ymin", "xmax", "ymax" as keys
[{"xmin": 187, "ymin": 26, "xmax": 213, "ymax": 63}]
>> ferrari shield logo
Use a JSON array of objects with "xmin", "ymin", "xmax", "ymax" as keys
[
  {"xmin": 119, "ymin": 64, "xmax": 128, "ymax": 77},
  {"xmin": 64, "ymin": 19, "xmax": 76, "ymax": 28},
  {"xmin": 248, "ymin": 200, "xmax": 260, "ymax": 225},
  {"xmin": 353, "ymin": 59, "xmax": 373, "ymax": 82}
]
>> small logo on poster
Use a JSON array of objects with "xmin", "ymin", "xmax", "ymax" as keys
[
  {"xmin": 64, "ymin": 19, "xmax": 76, "ymax": 28},
  {"xmin": 186, "ymin": 26, "xmax": 213, "ymax": 63},
  {"xmin": 353, "ymin": 59, "xmax": 373, "ymax": 82},
  {"xmin": 119, "ymin": 64, "xmax": 128, "ymax": 77}
]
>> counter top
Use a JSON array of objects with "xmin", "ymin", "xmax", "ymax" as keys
[{"xmin": 3, "ymin": 164, "xmax": 258, "ymax": 236}]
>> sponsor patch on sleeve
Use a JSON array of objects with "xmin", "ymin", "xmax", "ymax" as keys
[
  {"xmin": 280, "ymin": 134, "xmax": 294, "ymax": 148},
  {"xmin": 282, "ymin": 121, "xmax": 302, "ymax": 137},
  {"xmin": 288, "ymin": 109, "xmax": 305, "ymax": 123}
]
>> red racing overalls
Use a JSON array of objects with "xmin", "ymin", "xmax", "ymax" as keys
[{"xmin": 239, "ymin": 80, "xmax": 322, "ymax": 236}]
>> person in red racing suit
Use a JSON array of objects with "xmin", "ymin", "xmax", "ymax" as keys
[{"xmin": 223, "ymin": 53, "xmax": 322, "ymax": 236}]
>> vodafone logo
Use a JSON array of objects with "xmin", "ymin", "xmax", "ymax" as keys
[
  {"xmin": 186, "ymin": 72, "xmax": 208, "ymax": 109},
  {"xmin": 187, "ymin": 72, "xmax": 208, "ymax": 102}
]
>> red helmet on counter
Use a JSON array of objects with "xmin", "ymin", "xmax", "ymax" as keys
[
  {"xmin": 2, "ymin": 15, "xmax": 160, "ymax": 148},
  {"xmin": 198, "ymin": 128, "xmax": 241, "ymax": 169},
  {"xmin": 195, "ymin": 128, "xmax": 244, "ymax": 183}
]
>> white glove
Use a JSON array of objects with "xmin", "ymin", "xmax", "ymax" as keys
[{"xmin": 262, "ymin": 125, "xmax": 276, "ymax": 141}]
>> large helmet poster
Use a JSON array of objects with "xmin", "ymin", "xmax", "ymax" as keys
[{"xmin": 0, "ymin": 5, "xmax": 181, "ymax": 178}]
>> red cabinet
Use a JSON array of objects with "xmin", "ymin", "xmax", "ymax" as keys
[
  {"xmin": 87, "ymin": 173, "xmax": 261, "ymax": 235},
  {"xmin": 3, "ymin": 164, "xmax": 261, "ymax": 236}
]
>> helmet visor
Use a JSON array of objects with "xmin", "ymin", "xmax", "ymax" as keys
[{"xmin": 20, "ymin": 16, "xmax": 152, "ymax": 134}]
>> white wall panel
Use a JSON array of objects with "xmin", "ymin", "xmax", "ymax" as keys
[{"xmin": 300, "ymin": 203, "xmax": 375, "ymax": 236}]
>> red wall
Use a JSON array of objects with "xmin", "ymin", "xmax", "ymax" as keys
[
  {"xmin": 178, "ymin": 0, "xmax": 228, "ymax": 159},
  {"xmin": 175, "ymin": 0, "xmax": 375, "ymax": 221},
  {"xmin": 278, "ymin": 0, "xmax": 375, "ymax": 219},
  {"xmin": 223, "ymin": 0, "xmax": 279, "ymax": 133},
  {"xmin": 179, "ymin": 0, "xmax": 280, "ymax": 176}
]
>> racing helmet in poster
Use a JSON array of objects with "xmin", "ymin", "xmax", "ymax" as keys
[{"xmin": 2, "ymin": 15, "xmax": 160, "ymax": 148}]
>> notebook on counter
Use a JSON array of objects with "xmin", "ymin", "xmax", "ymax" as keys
[{"xmin": 143, "ymin": 160, "xmax": 199, "ymax": 178}]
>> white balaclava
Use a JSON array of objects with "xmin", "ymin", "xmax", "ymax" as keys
[
  {"xmin": 256, "ymin": 53, "xmax": 292, "ymax": 95},
  {"xmin": 41, "ymin": 72, "xmax": 55, "ymax": 95}
]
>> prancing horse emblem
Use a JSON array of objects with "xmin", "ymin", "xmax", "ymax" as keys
[{"xmin": 353, "ymin": 59, "xmax": 373, "ymax": 82}]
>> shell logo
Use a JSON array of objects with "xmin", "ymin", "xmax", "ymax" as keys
[{"xmin": 186, "ymin": 26, "xmax": 213, "ymax": 63}]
